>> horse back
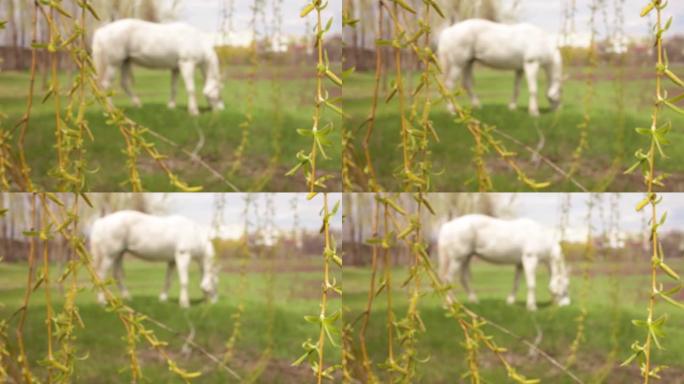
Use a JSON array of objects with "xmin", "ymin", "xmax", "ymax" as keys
[
  {"xmin": 93, "ymin": 19, "xmax": 208, "ymax": 68},
  {"xmin": 439, "ymin": 19, "xmax": 555, "ymax": 69}
]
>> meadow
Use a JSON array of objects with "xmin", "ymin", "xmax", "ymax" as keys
[
  {"xmin": 0, "ymin": 257, "xmax": 341, "ymax": 383},
  {"xmin": 343, "ymin": 259, "xmax": 684, "ymax": 383},
  {"xmin": 344, "ymin": 64, "xmax": 684, "ymax": 192},
  {"xmin": 0, "ymin": 64, "xmax": 341, "ymax": 192}
]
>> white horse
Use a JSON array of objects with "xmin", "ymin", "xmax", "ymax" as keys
[
  {"xmin": 89, "ymin": 210, "xmax": 219, "ymax": 308},
  {"xmin": 92, "ymin": 19, "xmax": 225, "ymax": 116},
  {"xmin": 438, "ymin": 214, "xmax": 570, "ymax": 311},
  {"xmin": 437, "ymin": 19, "xmax": 563, "ymax": 116}
]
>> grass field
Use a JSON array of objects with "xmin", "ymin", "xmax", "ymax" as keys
[
  {"xmin": 0, "ymin": 257, "xmax": 341, "ymax": 383},
  {"xmin": 0, "ymin": 64, "xmax": 341, "ymax": 192},
  {"xmin": 345, "ymin": 64, "xmax": 684, "ymax": 192},
  {"xmin": 343, "ymin": 259, "xmax": 684, "ymax": 383}
]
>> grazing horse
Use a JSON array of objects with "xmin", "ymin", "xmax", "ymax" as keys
[
  {"xmin": 437, "ymin": 19, "xmax": 563, "ymax": 116},
  {"xmin": 438, "ymin": 214, "xmax": 570, "ymax": 311},
  {"xmin": 92, "ymin": 19, "xmax": 225, "ymax": 116},
  {"xmin": 89, "ymin": 210, "xmax": 219, "ymax": 308}
]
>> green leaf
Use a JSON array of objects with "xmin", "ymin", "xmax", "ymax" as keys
[
  {"xmin": 635, "ymin": 195, "xmax": 651, "ymax": 212},
  {"xmin": 659, "ymin": 292, "xmax": 684, "ymax": 309},
  {"xmin": 659, "ymin": 261, "xmax": 680, "ymax": 280},
  {"xmin": 300, "ymin": 3, "xmax": 315, "ymax": 17},
  {"xmin": 393, "ymin": 0, "xmax": 416, "ymax": 14},
  {"xmin": 665, "ymin": 68, "xmax": 684, "ymax": 88},
  {"xmin": 640, "ymin": 2, "xmax": 655, "ymax": 17}
]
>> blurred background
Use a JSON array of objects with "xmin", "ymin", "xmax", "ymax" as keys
[
  {"xmin": 0, "ymin": 0, "xmax": 343, "ymax": 191},
  {"xmin": 0, "ymin": 193, "xmax": 342, "ymax": 382},
  {"xmin": 342, "ymin": 193, "xmax": 684, "ymax": 382},
  {"xmin": 342, "ymin": 193, "xmax": 684, "ymax": 265},
  {"xmin": 342, "ymin": 0, "xmax": 684, "ymax": 191}
]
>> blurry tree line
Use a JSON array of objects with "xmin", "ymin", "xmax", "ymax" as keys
[
  {"xmin": 1, "ymin": 193, "xmax": 338, "ymax": 267},
  {"xmin": 342, "ymin": 193, "xmax": 518, "ymax": 266},
  {"xmin": 342, "ymin": 194, "xmax": 684, "ymax": 267},
  {"xmin": 0, "ymin": 0, "xmax": 181, "ymax": 71},
  {"xmin": 0, "ymin": 193, "xmax": 170, "ymax": 263},
  {"xmin": 343, "ymin": 0, "xmax": 682, "ymax": 73},
  {"xmin": 343, "ymin": 0, "xmax": 521, "ymax": 72}
]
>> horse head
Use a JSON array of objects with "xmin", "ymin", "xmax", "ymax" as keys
[
  {"xmin": 203, "ymin": 49, "xmax": 225, "ymax": 112},
  {"xmin": 549, "ymin": 243, "xmax": 570, "ymax": 306},
  {"xmin": 546, "ymin": 48, "xmax": 564, "ymax": 111},
  {"xmin": 200, "ymin": 239, "xmax": 219, "ymax": 304}
]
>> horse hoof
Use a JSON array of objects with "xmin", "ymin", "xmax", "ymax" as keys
[
  {"xmin": 527, "ymin": 304, "xmax": 538, "ymax": 311},
  {"xmin": 529, "ymin": 109, "xmax": 540, "ymax": 117},
  {"xmin": 159, "ymin": 293, "xmax": 168, "ymax": 302},
  {"xmin": 508, "ymin": 103, "xmax": 517, "ymax": 111},
  {"xmin": 179, "ymin": 300, "xmax": 190, "ymax": 308},
  {"xmin": 189, "ymin": 109, "xmax": 199, "ymax": 116},
  {"xmin": 167, "ymin": 102, "xmax": 177, "ymax": 109},
  {"xmin": 506, "ymin": 296, "xmax": 516, "ymax": 305}
]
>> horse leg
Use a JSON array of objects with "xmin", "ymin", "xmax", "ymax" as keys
[
  {"xmin": 179, "ymin": 61, "xmax": 199, "ymax": 116},
  {"xmin": 120, "ymin": 60, "xmax": 141, "ymax": 107},
  {"xmin": 112, "ymin": 254, "xmax": 130, "ymax": 300},
  {"xmin": 524, "ymin": 61, "xmax": 540, "ymax": 117},
  {"xmin": 439, "ymin": 247, "xmax": 460, "ymax": 285},
  {"xmin": 100, "ymin": 65, "xmax": 118, "ymax": 106},
  {"xmin": 443, "ymin": 65, "xmax": 462, "ymax": 115},
  {"xmin": 175, "ymin": 250, "xmax": 192, "ymax": 308},
  {"xmin": 522, "ymin": 253, "xmax": 538, "ymax": 311},
  {"xmin": 462, "ymin": 61, "xmax": 481, "ymax": 108},
  {"xmin": 507, "ymin": 263, "xmax": 523, "ymax": 304},
  {"xmin": 168, "ymin": 68, "xmax": 179, "ymax": 109},
  {"xmin": 95, "ymin": 253, "xmax": 114, "ymax": 305},
  {"xmin": 509, "ymin": 69, "xmax": 523, "ymax": 111},
  {"xmin": 460, "ymin": 257, "xmax": 478, "ymax": 303},
  {"xmin": 159, "ymin": 260, "xmax": 176, "ymax": 302}
]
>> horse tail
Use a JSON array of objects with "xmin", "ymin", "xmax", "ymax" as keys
[
  {"xmin": 91, "ymin": 29, "xmax": 107, "ymax": 86},
  {"xmin": 437, "ymin": 230, "xmax": 451, "ymax": 282},
  {"xmin": 436, "ymin": 30, "xmax": 450, "ymax": 77},
  {"xmin": 88, "ymin": 217, "xmax": 104, "ymax": 269}
]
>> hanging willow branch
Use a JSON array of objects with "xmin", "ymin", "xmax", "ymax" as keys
[
  {"xmin": 360, "ymin": 193, "xmax": 578, "ymax": 383},
  {"xmin": 231, "ymin": 0, "xmax": 262, "ymax": 176},
  {"xmin": 293, "ymin": 193, "xmax": 342, "ymax": 382},
  {"xmin": 288, "ymin": 1, "xmax": 344, "ymax": 196},
  {"xmin": 622, "ymin": 1, "xmax": 684, "ymax": 382},
  {"xmin": 5, "ymin": 0, "xmax": 236, "ymax": 192}
]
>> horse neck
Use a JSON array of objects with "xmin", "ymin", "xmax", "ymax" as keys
[
  {"xmin": 549, "ymin": 252, "xmax": 567, "ymax": 277},
  {"xmin": 203, "ymin": 51, "xmax": 220, "ymax": 83},
  {"xmin": 546, "ymin": 54, "xmax": 563, "ymax": 88},
  {"xmin": 201, "ymin": 242, "xmax": 216, "ymax": 274}
]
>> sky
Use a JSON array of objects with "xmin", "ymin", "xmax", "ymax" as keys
[
  {"xmin": 157, "ymin": 193, "xmax": 342, "ymax": 238},
  {"xmin": 510, "ymin": 193, "xmax": 684, "ymax": 242},
  {"xmin": 515, "ymin": 0, "xmax": 684, "ymax": 44},
  {"xmin": 176, "ymin": 0, "xmax": 342, "ymax": 46}
]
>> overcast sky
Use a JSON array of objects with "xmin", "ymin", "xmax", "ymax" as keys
[
  {"xmin": 177, "ymin": 0, "xmax": 341, "ymax": 44},
  {"xmin": 516, "ymin": 0, "xmax": 684, "ymax": 38},
  {"xmin": 510, "ymin": 193, "xmax": 684, "ymax": 241},
  {"xmin": 139, "ymin": 193, "xmax": 342, "ymax": 238}
]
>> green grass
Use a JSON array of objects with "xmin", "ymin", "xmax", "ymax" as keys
[
  {"xmin": 0, "ymin": 65, "xmax": 341, "ymax": 191},
  {"xmin": 343, "ymin": 259, "xmax": 684, "ymax": 383},
  {"xmin": 0, "ymin": 257, "xmax": 341, "ymax": 383},
  {"xmin": 345, "ymin": 65, "xmax": 684, "ymax": 191}
]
